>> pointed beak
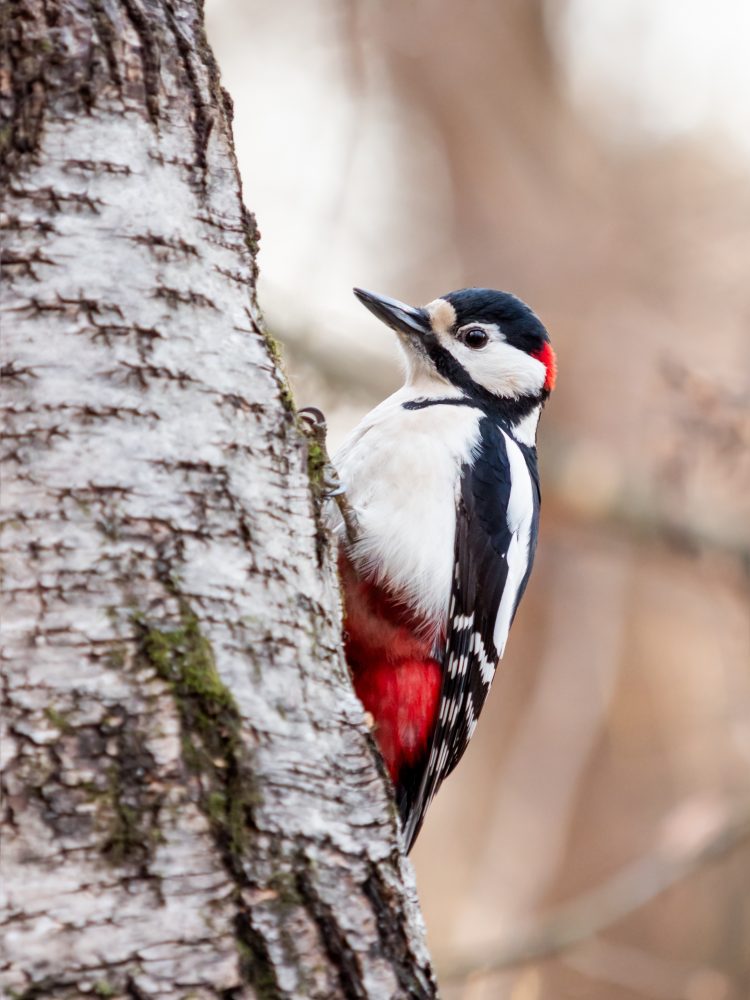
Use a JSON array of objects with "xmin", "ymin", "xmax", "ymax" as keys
[{"xmin": 353, "ymin": 288, "xmax": 431, "ymax": 341}]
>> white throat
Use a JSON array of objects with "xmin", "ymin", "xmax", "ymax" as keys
[{"xmin": 397, "ymin": 340, "xmax": 449, "ymax": 389}]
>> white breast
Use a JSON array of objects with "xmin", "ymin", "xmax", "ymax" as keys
[{"xmin": 333, "ymin": 386, "xmax": 482, "ymax": 629}]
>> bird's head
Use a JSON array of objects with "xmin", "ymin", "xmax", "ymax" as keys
[{"xmin": 353, "ymin": 287, "xmax": 556, "ymax": 407}]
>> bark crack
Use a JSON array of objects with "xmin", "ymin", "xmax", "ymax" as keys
[
  {"xmin": 163, "ymin": 0, "xmax": 214, "ymax": 185},
  {"xmin": 120, "ymin": 0, "xmax": 161, "ymax": 123},
  {"xmin": 296, "ymin": 864, "xmax": 368, "ymax": 1000}
]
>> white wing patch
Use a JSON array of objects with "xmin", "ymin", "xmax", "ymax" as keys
[{"xmin": 492, "ymin": 430, "xmax": 534, "ymax": 657}]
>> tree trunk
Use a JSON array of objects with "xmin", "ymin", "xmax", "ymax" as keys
[{"xmin": 0, "ymin": 2, "xmax": 435, "ymax": 997}]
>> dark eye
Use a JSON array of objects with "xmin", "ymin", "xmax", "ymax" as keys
[{"xmin": 461, "ymin": 327, "xmax": 489, "ymax": 349}]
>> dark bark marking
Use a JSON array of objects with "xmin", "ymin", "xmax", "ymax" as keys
[
  {"xmin": 0, "ymin": 247, "xmax": 57, "ymax": 279},
  {"xmin": 120, "ymin": 0, "xmax": 161, "ymax": 123},
  {"xmin": 110, "ymin": 359, "xmax": 197, "ymax": 390},
  {"xmin": 1, "ymin": 213, "xmax": 59, "ymax": 236},
  {"xmin": 4, "ymin": 974, "xmax": 81, "ymax": 1000},
  {"xmin": 13, "ymin": 292, "xmax": 124, "ymax": 320},
  {"xmin": 153, "ymin": 284, "xmax": 218, "ymax": 309},
  {"xmin": 240, "ymin": 204, "xmax": 261, "ymax": 292},
  {"xmin": 296, "ymin": 865, "xmax": 368, "ymax": 1000},
  {"xmin": 0, "ymin": 0, "xmax": 50, "ymax": 181},
  {"xmin": 96, "ymin": 705, "xmax": 165, "ymax": 873},
  {"xmin": 128, "ymin": 231, "xmax": 199, "ymax": 259},
  {"xmin": 216, "ymin": 392, "xmax": 261, "ymax": 412},
  {"xmin": 3, "ymin": 686, "xmax": 162, "ymax": 883},
  {"xmin": 1, "ymin": 361, "xmax": 40, "ymax": 383},
  {"xmin": 125, "ymin": 975, "xmax": 150, "ymax": 1000},
  {"xmin": 363, "ymin": 866, "xmax": 435, "ymax": 999},
  {"xmin": 214, "ymin": 264, "xmax": 254, "ymax": 287},
  {"xmin": 81, "ymin": 322, "xmax": 164, "ymax": 359},
  {"xmin": 233, "ymin": 912, "xmax": 283, "ymax": 1000},
  {"xmin": 63, "ymin": 157, "xmax": 132, "ymax": 174},
  {"xmin": 1, "ymin": 0, "xmax": 135, "ymax": 182},
  {"xmin": 7, "ymin": 184, "xmax": 105, "ymax": 214},
  {"xmin": 163, "ymin": 0, "xmax": 214, "ymax": 184},
  {"xmin": 88, "ymin": 0, "xmax": 123, "ymax": 91}
]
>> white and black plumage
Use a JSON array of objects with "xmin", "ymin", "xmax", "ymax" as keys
[{"xmin": 332, "ymin": 287, "xmax": 557, "ymax": 851}]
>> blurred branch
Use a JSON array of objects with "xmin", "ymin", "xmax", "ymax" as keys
[
  {"xmin": 564, "ymin": 938, "xmax": 729, "ymax": 1000},
  {"xmin": 438, "ymin": 802, "xmax": 750, "ymax": 985},
  {"xmin": 659, "ymin": 359, "xmax": 750, "ymax": 489}
]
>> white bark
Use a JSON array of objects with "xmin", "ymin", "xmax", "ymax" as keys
[{"xmin": 0, "ymin": 3, "xmax": 435, "ymax": 997}]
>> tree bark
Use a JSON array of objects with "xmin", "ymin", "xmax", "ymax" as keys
[{"xmin": 0, "ymin": 2, "xmax": 435, "ymax": 997}]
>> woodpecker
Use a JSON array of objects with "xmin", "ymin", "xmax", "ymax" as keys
[{"xmin": 331, "ymin": 287, "xmax": 557, "ymax": 852}]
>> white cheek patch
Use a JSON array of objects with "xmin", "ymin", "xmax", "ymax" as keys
[{"xmin": 459, "ymin": 339, "xmax": 547, "ymax": 398}]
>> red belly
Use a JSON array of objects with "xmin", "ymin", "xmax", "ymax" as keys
[{"xmin": 339, "ymin": 553, "xmax": 443, "ymax": 781}]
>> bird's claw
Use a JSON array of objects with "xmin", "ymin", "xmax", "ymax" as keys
[
  {"xmin": 299, "ymin": 404, "xmax": 360, "ymax": 545},
  {"xmin": 298, "ymin": 406, "xmax": 327, "ymax": 437},
  {"xmin": 320, "ymin": 456, "xmax": 347, "ymax": 498}
]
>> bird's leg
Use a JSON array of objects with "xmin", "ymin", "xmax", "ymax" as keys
[{"xmin": 298, "ymin": 406, "xmax": 360, "ymax": 546}]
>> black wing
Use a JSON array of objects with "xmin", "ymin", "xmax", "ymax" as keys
[{"xmin": 400, "ymin": 417, "xmax": 540, "ymax": 850}]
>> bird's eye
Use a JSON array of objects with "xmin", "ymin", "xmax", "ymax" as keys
[{"xmin": 462, "ymin": 327, "xmax": 489, "ymax": 349}]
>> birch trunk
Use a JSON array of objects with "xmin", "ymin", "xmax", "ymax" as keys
[{"xmin": 0, "ymin": 2, "xmax": 435, "ymax": 997}]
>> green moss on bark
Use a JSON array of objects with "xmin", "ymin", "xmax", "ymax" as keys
[
  {"xmin": 135, "ymin": 603, "xmax": 259, "ymax": 868},
  {"xmin": 306, "ymin": 439, "xmax": 326, "ymax": 489},
  {"xmin": 262, "ymin": 329, "xmax": 295, "ymax": 412},
  {"xmin": 134, "ymin": 604, "xmax": 283, "ymax": 994},
  {"xmin": 92, "ymin": 980, "xmax": 116, "ymax": 997},
  {"xmin": 43, "ymin": 707, "xmax": 71, "ymax": 733}
]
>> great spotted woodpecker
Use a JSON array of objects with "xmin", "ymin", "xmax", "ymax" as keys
[{"xmin": 331, "ymin": 287, "xmax": 556, "ymax": 852}]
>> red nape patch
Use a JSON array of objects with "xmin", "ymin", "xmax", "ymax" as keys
[
  {"xmin": 353, "ymin": 660, "xmax": 442, "ymax": 782},
  {"xmin": 532, "ymin": 341, "xmax": 557, "ymax": 392}
]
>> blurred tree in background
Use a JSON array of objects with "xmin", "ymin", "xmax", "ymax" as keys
[{"xmin": 208, "ymin": 1, "xmax": 750, "ymax": 997}]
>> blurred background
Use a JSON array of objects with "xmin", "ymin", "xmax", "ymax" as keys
[{"xmin": 206, "ymin": 2, "xmax": 750, "ymax": 997}]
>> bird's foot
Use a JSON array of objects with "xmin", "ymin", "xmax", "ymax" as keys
[
  {"xmin": 299, "ymin": 407, "xmax": 340, "ymax": 496},
  {"xmin": 299, "ymin": 406, "xmax": 360, "ymax": 545}
]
